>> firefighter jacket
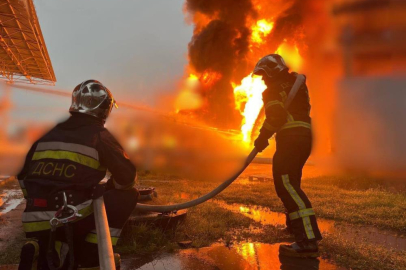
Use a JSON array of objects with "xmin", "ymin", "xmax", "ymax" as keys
[
  {"xmin": 258, "ymin": 71, "xmax": 312, "ymax": 140},
  {"xmin": 17, "ymin": 114, "xmax": 137, "ymax": 233}
]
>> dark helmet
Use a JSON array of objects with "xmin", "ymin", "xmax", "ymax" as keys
[
  {"xmin": 253, "ymin": 54, "xmax": 288, "ymax": 79},
  {"xmin": 69, "ymin": 80, "xmax": 117, "ymax": 121}
]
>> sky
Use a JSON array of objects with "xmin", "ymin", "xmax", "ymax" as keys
[{"xmin": 2, "ymin": 0, "xmax": 193, "ymax": 125}]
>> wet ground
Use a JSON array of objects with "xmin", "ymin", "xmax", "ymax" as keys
[
  {"xmin": 215, "ymin": 201, "xmax": 406, "ymax": 252},
  {"xmin": 1, "ymin": 165, "xmax": 405, "ymax": 269},
  {"xmin": 0, "ymin": 242, "xmax": 345, "ymax": 270},
  {"xmin": 0, "ymin": 177, "xmax": 25, "ymax": 253},
  {"xmin": 159, "ymin": 170, "xmax": 405, "ymax": 253},
  {"xmin": 168, "ymin": 184, "xmax": 406, "ymax": 252},
  {"xmin": 0, "ymin": 177, "xmax": 23, "ymax": 215},
  {"xmin": 122, "ymin": 242, "xmax": 346, "ymax": 270}
]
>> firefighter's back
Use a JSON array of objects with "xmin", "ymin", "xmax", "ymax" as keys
[
  {"xmin": 276, "ymin": 72, "xmax": 312, "ymax": 138},
  {"xmin": 23, "ymin": 115, "xmax": 107, "ymax": 198}
]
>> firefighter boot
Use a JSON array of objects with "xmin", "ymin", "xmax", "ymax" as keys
[
  {"xmin": 18, "ymin": 240, "xmax": 40, "ymax": 270},
  {"xmin": 279, "ymin": 240, "xmax": 320, "ymax": 258}
]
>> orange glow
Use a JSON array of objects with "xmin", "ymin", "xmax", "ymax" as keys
[
  {"xmin": 232, "ymin": 17, "xmax": 304, "ymax": 145},
  {"xmin": 179, "ymin": 3, "xmax": 307, "ymax": 146},
  {"xmin": 275, "ymin": 43, "xmax": 304, "ymax": 72},
  {"xmin": 233, "ymin": 74, "xmax": 267, "ymax": 144},
  {"xmin": 175, "ymin": 73, "xmax": 203, "ymax": 112},
  {"xmin": 251, "ymin": 19, "xmax": 274, "ymax": 44},
  {"xmin": 201, "ymin": 71, "xmax": 222, "ymax": 87}
]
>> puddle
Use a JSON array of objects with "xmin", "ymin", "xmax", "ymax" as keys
[
  {"xmin": 0, "ymin": 189, "xmax": 24, "ymax": 214},
  {"xmin": 216, "ymin": 201, "xmax": 406, "ymax": 251},
  {"xmin": 122, "ymin": 242, "xmax": 345, "ymax": 270}
]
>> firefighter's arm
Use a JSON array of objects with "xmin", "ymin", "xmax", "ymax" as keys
[
  {"xmin": 254, "ymin": 95, "xmax": 288, "ymax": 152},
  {"xmin": 262, "ymin": 99, "xmax": 288, "ymax": 131},
  {"xmin": 98, "ymin": 130, "xmax": 137, "ymax": 190},
  {"xmin": 17, "ymin": 143, "xmax": 36, "ymax": 198}
]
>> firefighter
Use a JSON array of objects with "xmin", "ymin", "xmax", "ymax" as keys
[
  {"xmin": 252, "ymin": 54, "xmax": 322, "ymax": 257},
  {"xmin": 17, "ymin": 80, "xmax": 139, "ymax": 269}
]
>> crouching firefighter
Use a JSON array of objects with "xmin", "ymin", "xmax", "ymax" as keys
[
  {"xmin": 17, "ymin": 80, "xmax": 139, "ymax": 269},
  {"xmin": 252, "ymin": 54, "xmax": 322, "ymax": 257}
]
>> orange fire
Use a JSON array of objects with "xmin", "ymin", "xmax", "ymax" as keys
[
  {"xmin": 251, "ymin": 19, "xmax": 274, "ymax": 44},
  {"xmin": 233, "ymin": 74, "xmax": 267, "ymax": 143},
  {"xmin": 200, "ymin": 71, "xmax": 222, "ymax": 87},
  {"xmin": 276, "ymin": 43, "xmax": 304, "ymax": 73},
  {"xmin": 233, "ymin": 19, "xmax": 304, "ymax": 145},
  {"xmin": 178, "ymin": 4, "xmax": 306, "ymax": 146}
]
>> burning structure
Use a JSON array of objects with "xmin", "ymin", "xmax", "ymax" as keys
[
  {"xmin": 175, "ymin": 0, "xmax": 406, "ymax": 174},
  {"xmin": 176, "ymin": 0, "xmax": 306, "ymax": 146}
]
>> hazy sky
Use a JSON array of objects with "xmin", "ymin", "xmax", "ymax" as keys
[{"xmin": 3, "ymin": 0, "xmax": 193, "ymax": 125}]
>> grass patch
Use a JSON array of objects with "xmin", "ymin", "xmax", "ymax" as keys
[
  {"xmin": 141, "ymin": 167, "xmax": 406, "ymax": 233},
  {"xmin": 2, "ymin": 166, "xmax": 404, "ymax": 270},
  {"xmin": 117, "ymin": 203, "xmax": 256, "ymax": 256},
  {"xmin": 215, "ymin": 177, "xmax": 406, "ymax": 233},
  {"xmin": 134, "ymin": 167, "xmax": 406, "ymax": 269},
  {"xmin": 321, "ymin": 234, "xmax": 406, "ymax": 270},
  {"xmin": 0, "ymin": 233, "xmax": 25, "ymax": 264}
]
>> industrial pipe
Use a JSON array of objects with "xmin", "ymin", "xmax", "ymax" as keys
[
  {"xmin": 93, "ymin": 196, "xmax": 116, "ymax": 270},
  {"xmin": 135, "ymin": 148, "xmax": 258, "ymax": 212}
]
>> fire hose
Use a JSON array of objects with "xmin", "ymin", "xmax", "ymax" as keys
[
  {"xmin": 134, "ymin": 74, "xmax": 305, "ymax": 213},
  {"xmin": 135, "ymin": 148, "xmax": 259, "ymax": 213}
]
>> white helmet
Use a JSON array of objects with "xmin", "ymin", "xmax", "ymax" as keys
[
  {"xmin": 253, "ymin": 54, "xmax": 288, "ymax": 79},
  {"xmin": 69, "ymin": 80, "xmax": 117, "ymax": 121}
]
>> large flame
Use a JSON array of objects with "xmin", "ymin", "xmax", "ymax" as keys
[
  {"xmin": 233, "ymin": 74, "xmax": 267, "ymax": 143},
  {"xmin": 178, "ymin": 3, "xmax": 307, "ymax": 146},
  {"xmin": 232, "ymin": 20, "xmax": 304, "ymax": 145},
  {"xmin": 232, "ymin": 18, "xmax": 275, "ymax": 145},
  {"xmin": 251, "ymin": 19, "xmax": 274, "ymax": 44}
]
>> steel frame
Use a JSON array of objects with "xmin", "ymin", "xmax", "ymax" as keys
[{"xmin": 0, "ymin": 0, "xmax": 55, "ymax": 85}]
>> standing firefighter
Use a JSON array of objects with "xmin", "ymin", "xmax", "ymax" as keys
[
  {"xmin": 253, "ymin": 54, "xmax": 322, "ymax": 257},
  {"xmin": 17, "ymin": 80, "xmax": 139, "ymax": 269}
]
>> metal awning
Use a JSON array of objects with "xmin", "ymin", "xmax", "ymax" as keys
[{"xmin": 0, "ymin": 0, "xmax": 56, "ymax": 85}]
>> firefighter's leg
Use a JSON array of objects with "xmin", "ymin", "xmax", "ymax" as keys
[
  {"xmin": 76, "ymin": 187, "xmax": 139, "ymax": 268},
  {"xmin": 272, "ymin": 136, "xmax": 322, "ymax": 243},
  {"xmin": 19, "ymin": 231, "xmax": 52, "ymax": 270},
  {"xmin": 18, "ymin": 239, "xmax": 39, "ymax": 270}
]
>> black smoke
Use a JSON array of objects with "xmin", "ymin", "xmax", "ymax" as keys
[{"xmin": 185, "ymin": 0, "xmax": 257, "ymax": 128}]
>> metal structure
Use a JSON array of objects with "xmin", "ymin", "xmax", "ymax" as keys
[{"xmin": 0, "ymin": 0, "xmax": 56, "ymax": 85}]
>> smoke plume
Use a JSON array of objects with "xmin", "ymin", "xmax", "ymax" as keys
[
  {"xmin": 182, "ymin": 0, "xmax": 314, "ymax": 128},
  {"xmin": 184, "ymin": 0, "xmax": 257, "ymax": 127}
]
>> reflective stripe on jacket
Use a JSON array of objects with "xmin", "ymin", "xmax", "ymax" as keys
[
  {"xmin": 260, "ymin": 72, "xmax": 311, "ymax": 137},
  {"xmin": 17, "ymin": 114, "xmax": 137, "ymax": 232}
]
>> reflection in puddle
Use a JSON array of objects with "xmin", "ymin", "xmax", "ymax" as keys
[
  {"xmin": 122, "ymin": 243, "xmax": 344, "ymax": 270},
  {"xmin": 216, "ymin": 201, "xmax": 406, "ymax": 251},
  {"xmin": 0, "ymin": 189, "xmax": 23, "ymax": 215}
]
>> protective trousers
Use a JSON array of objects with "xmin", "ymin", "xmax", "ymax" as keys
[
  {"xmin": 22, "ymin": 188, "xmax": 138, "ymax": 269},
  {"xmin": 272, "ymin": 135, "xmax": 322, "ymax": 242}
]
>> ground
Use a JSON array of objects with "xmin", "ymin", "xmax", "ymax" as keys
[{"xmin": 0, "ymin": 163, "xmax": 405, "ymax": 270}]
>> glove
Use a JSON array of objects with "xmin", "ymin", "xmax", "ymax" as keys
[{"xmin": 254, "ymin": 133, "xmax": 270, "ymax": 152}]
